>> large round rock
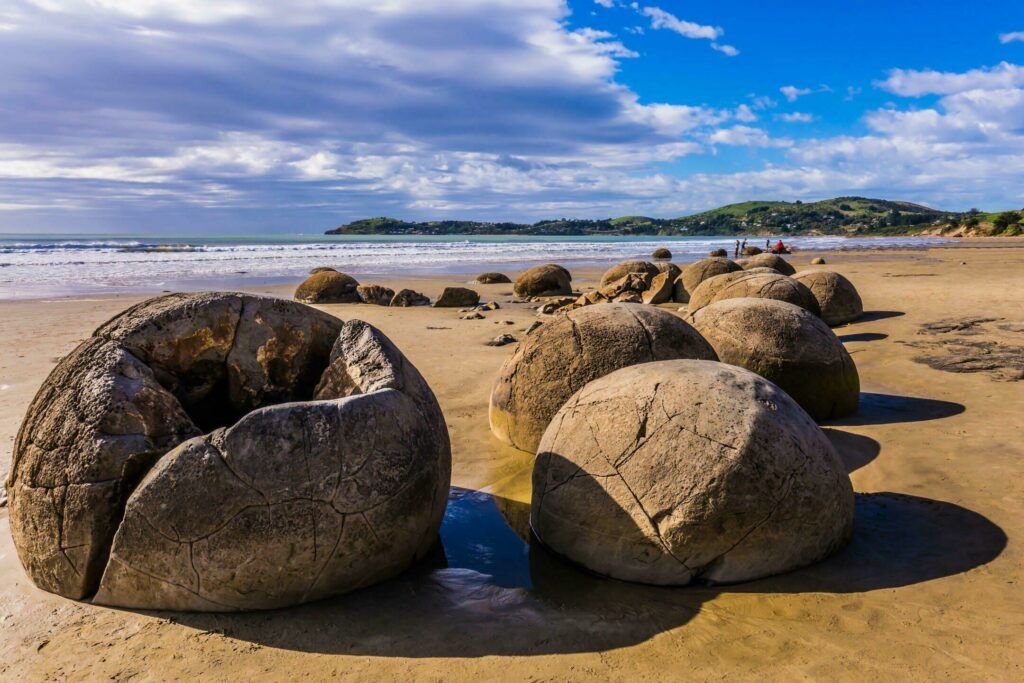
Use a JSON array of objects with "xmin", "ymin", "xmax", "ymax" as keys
[
  {"xmin": 687, "ymin": 271, "xmax": 820, "ymax": 316},
  {"xmin": 531, "ymin": 360, "xmax": 854, "ymax": 585},
  {"xmin": 489, "ymin": 303, "xmax": 717, "ymax": 453},
  {"xmin": 294, "ymin": 271, "xmax": 361, "ymax": 303},
  {"xmin": 680, "ymin": 257, "xmax": 742, "ymax": 294},
  {"xmin": 513, "ymin": 264, "xmax": 572, "ymax": 298},
  {"xmin": 793, "ymin": 270, "xmax": 864, "ymax": 326},
  {"xmin": 6, "ymin": 292, "xmax": 451, "ymax": 611},
  {"xmin": 740, "ymin": 253, "xmax": 796, "ymax": 276},
  {"xmin": 690, "ymin": 297, "xmax": 859, "ymax": 420},
  {"xmin": 599, "ymin": 260, "xmax": 659, "ymax": 287}
]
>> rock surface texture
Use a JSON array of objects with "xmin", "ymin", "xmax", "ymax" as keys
[
  {"xmin": 687, "ymin": 271, "xmax": 821, "ymax": 317},
  {"xmin": 680, "ymin": 257, "xmax": 742, "ymax": 295},
  {"xmin": 7, "ymin": 292, "xmax": 451, "ymax": 611},
  {"xmin": 531, "ymin": 360, "xmax": 854, "ymax": 585},
  {"xmin": 793, "ymin": 270, "xmax": 864, "ymax": 326},
  {"xmin": 740, "ymin": 253, "xmax": 797, "ymax": 276},
  {"xmin": 599, "ymin": 260, "xmax": 659, "ymax": 288},
  {"xmin": 652, "ymin": 248, "xmax": 672, "ymax": 260},
  {"xmin": 357, "ymin": 285, "xmax": 395, "ymax": 306},
  {"xmin": 690, "ymin": 297, "xmax": 859, "ymax": 420},
  {"xmin": 433, "ymin": 287, "xmax": 480, "ymax": 308},
  {"xmin": 294, "ymin": 271, "xmax": 361, "ymax": 304},
  {"xmin": 390, "ymin": 289, "xmax": 431, "ymax": 307},
  {"xmin": 513, "ymin": 264, "xmax": 573, "ymax": 298},
  {"xmin": 489, "ymin": 303, "xmax": 716, "ymax": 453}
]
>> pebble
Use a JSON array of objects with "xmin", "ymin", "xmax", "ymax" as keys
[{"xmin": 485, "ymin": 334, "xmax": 517, "ymax": 347}]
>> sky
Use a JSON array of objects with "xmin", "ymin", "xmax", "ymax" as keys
[{"xmin": 0, "ymin": 0, "xmax": 1022, "ymax": 233}]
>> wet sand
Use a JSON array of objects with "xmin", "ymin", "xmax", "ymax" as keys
[{"xmin": 1, "ymin": 246, "xmax": 1022, "ymax": 680}]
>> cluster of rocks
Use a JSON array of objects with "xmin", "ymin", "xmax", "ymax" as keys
[
  {"xmin": 295, "ymin": 268, "xmax": 484, "ymax": 309},
  {"xmin": 7, "ymin": 293, "xmax": 451, "ymax": 611},
  {"xmin": 489, "ymin": 255, "xmax": 868, "ymax": 586}
]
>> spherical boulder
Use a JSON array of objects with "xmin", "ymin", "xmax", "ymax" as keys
[
  {"xmin": 309, "ymin": 266, "xmax": 337, "ymax": 274},
  {"xmin": 7, "ymin": 293, "xmax": 451, "ymax": 610},
  {"xmin": 690, "ymin": 297, "xmax": 859, "ymax": 420},
  {"xmin": 709, "ymin": 248, "xmax": 728, "ymax": 257},
  {"xmin": 652, "ymin": 248, "xmax": 672, "ymax": 260},
  {"xmin": 599, "ymin": 260, "xmax": 659, "ymax": 288},
  {"xmin": 740, "ymin": 253, "xmax": 796, "ymax": 275},
  {"xmin": 433, "ymin": 287, "xmax": 480, "ymax": 308},
  {"xmin": 295, "ymin": 271, "xmax": 361, "ymax": 304},
  {"xmin": 514, "ymin": 264, "xmax": 572, "ymax": 298},
  {"xmin": 489, "ymin": 303, "xmax": 717, "ymax": 453},
  {"xmin": 531, "ymin": 359, "xmax": 854, "ymax": 585},
  {"xmin": 741, "ymin": 245, "xmax": 763, "ymax": 256},
  {"xmin": 654, "ymin": 261, "xmax": 681, "ymax": 282},
  {"xmin": 687, "ymin": 271, "xmax": 820, "ymax": 317},
  {"xmin": 792, "ymin": 270, "xmax": 864, "ymax": 326},
  {"xmin": 680, "ymin": 257, "xmax": 742, "ymax": 294},
  {"xmin": 475, "ymin": 272, "xmax": 512, "ymax": 284},
  {"xmin": 811, "ymin": 257, "xmax": 826, "ymax": 265}
]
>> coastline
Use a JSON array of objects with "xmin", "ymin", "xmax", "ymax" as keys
[{"xmin": 1, "ymin": 244, "xmax": 1022, "ymax": 679}]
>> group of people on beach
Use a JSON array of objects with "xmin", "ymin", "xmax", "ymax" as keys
[{"xmin": 733, "ymin": 238, "xmax": 790, "ymax": 257}]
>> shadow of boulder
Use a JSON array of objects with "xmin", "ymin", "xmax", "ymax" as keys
[
  {"xmin": 839, "ymin": 332, "xmax": 888, "ymax": 343},
  {"xmin": 822, "ymin": 428, "xmax": 880, "ymax": 473},
  {"xmin": 858, "ymin": 311, "xmax": 905, "ymax": 322},
  {"xmin": 827, "ymin": 392, "xmax": 965, "ymax": 426}
]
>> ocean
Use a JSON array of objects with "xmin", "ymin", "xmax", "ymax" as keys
[{"xmin": 0, "ymin": 233, "xmax": 955, "ymax": 300}]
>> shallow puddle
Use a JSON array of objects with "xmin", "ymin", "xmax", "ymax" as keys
[{"xmin": 439, "ymin": 487, "xmax": 532, "ymax": 589}]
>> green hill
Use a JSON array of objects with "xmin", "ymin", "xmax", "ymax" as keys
[{"xmin": 325, "ymin": 197, "xmax": 1019, "ymax": 237}]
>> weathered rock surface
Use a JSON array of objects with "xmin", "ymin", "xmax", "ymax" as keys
[
  {"xmin": 531, "ymin": 360, "xmax": 854, "ymax": 585},
  {"xmin": 475, "ymin": 272, "xmax": 512, "ymax": 284},
  {"xmin": 687, "ymin": 271, "xmax": 821, "ymax": 317},
  {"xmin": 294, "ymin": 271, "xmax": 361, "ymax": 304},
  {"xmin": 357, "ymin": 284, "xmax": 395, "ymax": 306},
  {"xmin": 741, "ymin": 246, "xmax": 763, "ymax": 256},
  {"xmin": 390, "ymin": 289, "xmax": 431, "ymax": 307},
  {"xmin": 652, "ymin": 248, "xmax": 672, "ymax": 260},
  {"xmin": 489, "ymin": 303, "xmax": 717, "ymax": 453},
  {"xmin": 740, "ymin": 253, "xmax": 797, "ymax": 276},
  {"xmin": 7, "ymin": 293, "xmax": 451, "ymax": 611},
  {"xmin": 513, "ymin": 264, "xmax": 573, "ymax": 298},
  {"xmin": 599, "ymin": 260, "xmax": 659, "ymax": 288},
  {"xmin": 654, "ymin": 262, "xmax": 681, "ymax": 282},
  {"xmin": 599, "ymin": 272, "xmax": 652, "ymax": 299},
  {"xmin": 680, "ymin": 257, "xmax": 742, "ymax": 295},
  {"xmin": 309, "ymin": 266, "xmax": 337, "ymax": 274},
  {"xmin": 690, "ymin": 297, "xmax": 859, "ymax": 420},
  {"xmin": 709, "ymin": 248, "xmax": 728, "ymax": 257},
  {"xmin": 433, "ymin": 287, "xmax": 480, "ymax": 308},
  {"xmin": 641, "ymin": 271, "xmax": 673, "ymax": 304},
  {"xmin": 792, "ymin": 270, "xmax": 864, "ymax": 326}
]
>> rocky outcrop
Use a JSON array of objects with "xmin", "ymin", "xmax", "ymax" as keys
[
  {"xmin": 390, "ymin": 289, "xmax": 431, "ymax": 307},
  {"xmin": 433, "ymin": 287, "xmax": 480, "ymax": 308},
  {"xmin": 357, "ymin": 285, "xmax": 395, "ymax": 306}
]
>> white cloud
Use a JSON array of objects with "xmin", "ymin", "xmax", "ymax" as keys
[
  {"xmin": 999, "ymin": 31, "xmax": 1024, "ymax": 44},
  {"xmin": 593, "ymin": 0, "xmax": 615, "ymax": 7},
  {"xmin": 709, "ymin": 126, "xmax": 792, "ymax": 148},
  {"xmin": 776, "ymin": 112, "xmax": 815, "ymax": 123},
  {"xmin": 734, "ymin": 104, "xmax": 758, "ymax": 122},
  {"xmin": 877, "ymin": 62, "xmax": 1024, "ymax": 96},
  {"xmin": 639, "ymin": 5, "xmax": 736, "ymax": 55},
  {"xmin": 780, "ymin": 85, "xmax": 812, "ymax": 102}
]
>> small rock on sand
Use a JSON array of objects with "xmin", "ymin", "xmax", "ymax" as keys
[{"xmin": 486, "ymin": 334, "xmax": 517, "ymax": 347}]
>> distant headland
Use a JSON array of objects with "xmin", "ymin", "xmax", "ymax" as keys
[{"xmin": 326, "ymin": 197, "xmax": 1023, "ymax": 238}]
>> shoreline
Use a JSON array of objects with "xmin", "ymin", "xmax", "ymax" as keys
[{"xmin": 2, "ymin": 237, "xmax": 1011, "ymax": 303}]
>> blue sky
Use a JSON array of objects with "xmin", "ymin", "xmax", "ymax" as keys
[{"xmin": 0, "ymin": 0, "xmax": 1022, "ymax": 233}]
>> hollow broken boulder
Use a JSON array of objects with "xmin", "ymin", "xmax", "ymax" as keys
[{"xmin": 7, "ymin": 292, "xmax": 451, "ymax": 611}]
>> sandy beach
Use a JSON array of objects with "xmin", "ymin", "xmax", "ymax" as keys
[{"xmin": 1, "ymin": 244, "xmax": 1022, "ymax": 680}]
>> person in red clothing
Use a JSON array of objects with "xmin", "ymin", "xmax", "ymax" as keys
[{"xmin": 775, "ymin": 239, "xmax": 785, "ymax": 253}]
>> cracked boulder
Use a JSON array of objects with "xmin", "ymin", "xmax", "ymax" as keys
[
  {"xmin": 690, "ymin": 297, "xmax": 859, "ymax": 420},
  {"xmin": 7, "ymin": 292, "xmax": 451, "ymax": 611},
  {"xmin": 531, "ymin": 359, "xmax": 854, "ymax": 585},
  {"xmin": 687, "ymin": 270, "xmax": 821, "ymax": 317},
  {"xmin": 489, "ymin": 303, "xmax": 716, "ymax": 454},
  {"xmin": 792, "ymin": 270, "xmax": 863, "ymax": 326}
]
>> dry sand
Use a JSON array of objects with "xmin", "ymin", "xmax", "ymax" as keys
[{"xmin": 0, "ymin": 246, "xmax": 1022, "ymax": 680}]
